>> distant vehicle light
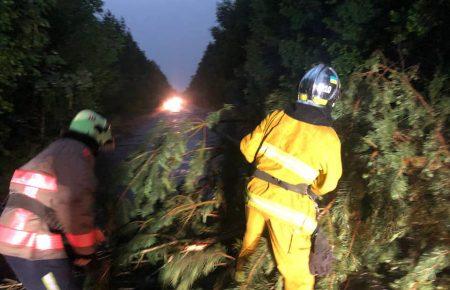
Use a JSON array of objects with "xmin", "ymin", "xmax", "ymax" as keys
[{"xmin": 162, "ymin": 96, "xmax": 184, "ymax": 113}]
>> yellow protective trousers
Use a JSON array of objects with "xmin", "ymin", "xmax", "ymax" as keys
[{"xmin": 238, "ymin": 205, "xmax": 314, "ymax": 290}]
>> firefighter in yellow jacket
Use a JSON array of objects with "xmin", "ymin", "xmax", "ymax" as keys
[
  {"xmin": 0, "ymin": 110, "xmax": 113, "ymax": 290},
  {"xmin": 236, "ymin": 64, "xmax": 342, "ymax": 290}
]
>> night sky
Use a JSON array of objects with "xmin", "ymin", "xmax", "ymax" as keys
[{"xmin": 102, "ymin": 0, "xmax": 219, "ymax": 91}]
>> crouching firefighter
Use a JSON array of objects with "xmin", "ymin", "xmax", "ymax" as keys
[
  {"xmin": 236, "ymin": 64, "xmax": 343, "ymax": 290},
  {"xmin": 0, "ymin": 110, "xmax": 113, "ymax": 290}
]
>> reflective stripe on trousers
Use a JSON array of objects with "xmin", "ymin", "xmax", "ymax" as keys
[
  {"xmin": 259, "ymin": 142, "xmax": 319, "ymax": 183},
  {"xmin": 4, "ymin": 255, "xmax": 80, "ymax": 290},
  {"xmin": 238, "ymin": 206, "xmax": 315, "ymax": 290},
  {"xmin": 247, "ymin": 194, "xmax": 317, "ymax": 235},
  {"xmin": 42, "ymin": 272, "xmax": 61, "ymax": 290}
]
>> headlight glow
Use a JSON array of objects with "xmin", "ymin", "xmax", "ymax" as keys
[{"xmin": 162, "ymin": 96, "xmax": 184, "ymax": 113}]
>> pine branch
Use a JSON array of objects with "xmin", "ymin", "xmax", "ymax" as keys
[
  {"xmin": 139, "ymin": 241, "xmax": 179, "ymax": 255},
  {"xmin": 0, "ymin": 279, "xmax": 23, "ymax": 290},
  {"xmin": 243, "ymin": 248, "xmax": 269, "ymax": 290},
  {"xmin": 164, "ymin": 200, "xmax": 218, "ymax": 217}
]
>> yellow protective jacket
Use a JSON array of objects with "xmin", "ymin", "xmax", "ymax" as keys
[{"xmin": 240, "ymin": 107, "xmax": 342, "ymax": 235}]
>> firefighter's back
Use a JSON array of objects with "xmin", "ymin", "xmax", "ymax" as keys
[{"xmin": 0, "ymin": 138, "xmax": 96, "ymax": 260}]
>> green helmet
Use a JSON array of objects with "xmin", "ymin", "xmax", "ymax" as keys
[{"xmin": 69, "ymin": 110, "xmax": 112, "ymax": 146}]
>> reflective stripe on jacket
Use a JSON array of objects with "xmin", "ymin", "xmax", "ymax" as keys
[
  {"xmin": 0, "ymin": 138, "xmax": 103, "ymax": 260},
  {"xmin": 241, "ymin": 110, "xmax": 342, "ymax": 231}
]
